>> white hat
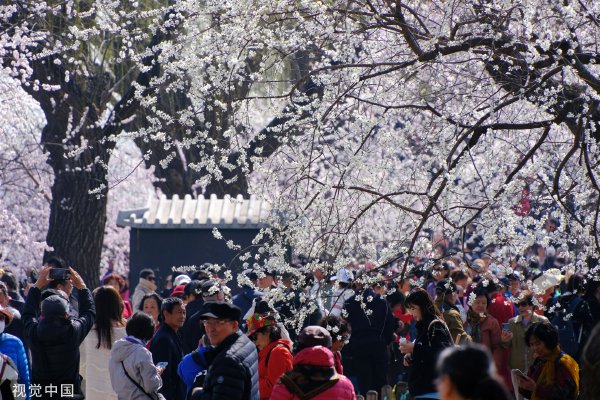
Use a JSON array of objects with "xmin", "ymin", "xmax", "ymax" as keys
[
  {"xmin": 174, "ymin": 274, "xmax": 191, "ymax": 286},
  {"xmin": 532, "ymin": 268, "xmax": 563, "ymax": 293},
  {"xmin": 331, "ymin": 268, "xmax": 354, "ymax": 283}
]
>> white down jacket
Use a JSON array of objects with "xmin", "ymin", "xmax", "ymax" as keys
[{"xmin": 109, "ymin": 338, "xmax": 163, "ymax": 400}]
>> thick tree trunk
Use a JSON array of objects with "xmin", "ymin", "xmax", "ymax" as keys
[{"xmin": 44, "ymin": 166, "xmax": 108, "ymax": 288}]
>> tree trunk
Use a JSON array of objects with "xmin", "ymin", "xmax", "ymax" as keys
[{"xmin": 44, "ymin": 163, "xmax": 108, "ymax": 288}]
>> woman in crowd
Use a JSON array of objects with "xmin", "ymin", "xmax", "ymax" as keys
[
  {"xmin": 436, "ymin": 344, "xmax": 511, "ymax": 400},
  {"xmin": 246, "ymin": 313, "xmax": 293, "ymax": 400},
  {"xmin": 139, "ymin": 293, "xmax": 163, "ymax": 331},
  {"xmin": 80, "ymin": 285, "xmax": 128, "ymax": 400},
  {"xmin": 103, "ymin": 273, "xmax": 133, "ymax": 319},
  {"xmin": 503, "ymin": 292, "xmax": 548, "ymax": 373},
  {"xmin": 109, "ymin": 312, "xmax": 164, "ymax": 400},
  {"xmin": 270, "ymin": 326, "xmax": 355, "ymax": 400},
  {"xmin": 465, "ymin": 288, "xmax": 504, "ymax": 373},
  {"xmin": 401, "ymin": 288, "xmax": 453, "ymax": 400},
  {"xmin": 516, "ymin": 322, "xmax": 579, "ymax": 400}
]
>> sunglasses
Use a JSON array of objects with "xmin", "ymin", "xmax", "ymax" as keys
[{"xmin": 147, "ymin": 276, "xmax": 156, "ymax": 281}]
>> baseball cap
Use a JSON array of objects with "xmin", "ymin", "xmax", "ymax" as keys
[
  {"xmin": 170, "ymin": 285, "xmax": 186, "ymax": 298},
  {"xmin": 199, "ymin": 301, "xmax": 241, "ymax": 322},
  {"xmin": 174, "ymin": 274, "xmax": 191, "ymax": 286}
]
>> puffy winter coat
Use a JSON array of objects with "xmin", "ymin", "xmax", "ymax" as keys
[
  {"xmin": 258, "ymin": 339, "xmax": 293, "ymax": 400},
  {"xmin": 23, "ymin": 287, "xmax": 96, "ymax": 399},
  {"xmin": 0, "ymin": 332, "xmax": 29, "ymax": 396},
  {"xmin": 270, "ymin": 346, "xmax": 356, "ymax": 400},
  {"xmin": 191, "ymin": 331, "xmax": 259, "ymax": 400},
  {"xmin": 109, "ymin": 337, "xmax": 163, "ymax": 400}
]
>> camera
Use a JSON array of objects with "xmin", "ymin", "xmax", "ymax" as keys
[{"xmin": 49, "ymin": 268, "xmax": 70, "ymax": 281}]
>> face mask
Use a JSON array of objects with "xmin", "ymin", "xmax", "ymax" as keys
[{"xmin": 0, "ymin": 320, "xmax": 6, "ymax": 334}]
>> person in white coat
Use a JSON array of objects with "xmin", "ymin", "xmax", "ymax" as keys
[{"xmin": 109, "ymin": 312, "xmax": 164, "ymax": 400}]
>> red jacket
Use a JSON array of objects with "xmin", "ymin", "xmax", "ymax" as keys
[
  {"xmin": 270, "ymin": 346, "xmax": 356, "ymax": 400},
  {"xmin": 487, "ymin": 292, "xmax": 515, "ymax": 324},
  {"xmin": 259, "ymin": 339, "xmax": 293, "ymax": 400}
]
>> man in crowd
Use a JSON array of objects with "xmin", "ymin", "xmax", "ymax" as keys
[
  {"xmin": 45, "ymin": 257, "xmax": 79, "ymax": 317},
  {"xmin": 181, "ymin": 280, "xmax": 225, "ymax": 354},
  {"xmin": 150, "ymin": 297, "xmax": 186, "ymax": 400},
  {"xmin": 191, "ymin": 301, "xmax": 258, "ymax": 400},
  {"xmin": 23, "ymin": 265, "xmax": 95, "ymax": 399}
]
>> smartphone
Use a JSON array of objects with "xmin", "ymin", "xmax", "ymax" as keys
[
  {"xmin": 49, "ymin": 268, "xmax": 70, "ymax": 280},
  {"xmin": 502, "ymin": 322, "xmax": 510, "ymax": 331},
  {"xmin": 512, "ymin": 369, "xmax": 526, "ymax": 378},
  {"xmin": 156, "ymin": 361, "xmax": 168, "ymax": 369}
]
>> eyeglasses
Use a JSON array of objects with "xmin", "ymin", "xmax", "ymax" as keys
[{"xmin": 202, "ymin": 319, "xmax": 232, "ymax": 327}]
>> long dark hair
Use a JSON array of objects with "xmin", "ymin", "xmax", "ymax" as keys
[
  {"xmin": 93, "ymin": 285, "xmax": 125, "ymax": 349},
  {"xmin": 437, "ymin": 344, "xmax": 511, "ymax": 400},
  {"xmin": 405, "ymin": 288, "xmax": 442, "ymax": 320}
]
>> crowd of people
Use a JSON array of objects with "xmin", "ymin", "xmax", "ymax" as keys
[{"xmin": 0, "ymin": 228, "xmax": 599, "ymax": 400}]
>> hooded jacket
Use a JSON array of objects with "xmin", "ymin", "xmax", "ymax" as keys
[
  {"xmin": 270, "ymin": 346, "xmax": 355, "ymax": 400},
  {"xmin": 23, "ymin": 286, "xmax": 96, "ymax": 399},
  {"xmin": 109, "ymin": 337, "xmax": 163, "ymax": 400}
]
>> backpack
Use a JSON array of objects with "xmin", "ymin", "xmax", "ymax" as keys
[{"xmin": 550, "ymin": 296, "xmax": 583, "ymax": 358}]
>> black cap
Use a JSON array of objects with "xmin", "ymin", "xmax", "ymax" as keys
[
  {"xmin": 199, "ymin": 301, "xmax": 241, "ymax": 322},
  {"xmin": 200, "ymin": 280, "xmax": 222, "ymax": 296},
  {"xmin": 184, "ymin": 280, "xmax": 204, "ymax": 297},
  {"xmin": 436, "ymin": 279, "xmax": 457, "ymax": 294}
]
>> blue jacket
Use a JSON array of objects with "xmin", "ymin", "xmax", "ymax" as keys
[
  {"xmin": 0, "ymin": 332, "xmax": 30, "ymax": 398},
  {"xmin": 178, "ymin": 345, "xmax": 209, "ymax": 393},
  {"xmin": 232, "ymin": 287, "xmax": 263, "ymax": 319}
]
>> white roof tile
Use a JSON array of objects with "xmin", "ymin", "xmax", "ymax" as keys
[{"xmin": 117, "ymin": 194, "xmax": 270, "ymax": 229}]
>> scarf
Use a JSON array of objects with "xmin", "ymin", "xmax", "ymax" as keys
[
  {"xmin": 279, "ymin": 365, "xmax": 339, "ymax": 400},
  {"xmin": 531, "ymin": 347, "xmax": 579, "ymax": 400},
  {"xmin": 467, "ymin": 309, "xmax": 485, "ymax": 343},
  {"xmin": 139, "ymin": 278, "xmax": 157, "ymax": 292}
]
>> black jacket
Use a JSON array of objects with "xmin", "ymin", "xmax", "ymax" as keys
[
  {"xmin": 181, "ymin": 300, "xmax": 207, "ymax": 354},
  {"xmin": 191, "ymin": 331, "xmax": 259, "ymax": 400},
  {"xmin": 344, "ymin": 288, "xmax": 397, "ymax": 353},
  {"xmin": 408, "ymin": 317, "xmax": 453, "ymax": 396},
  {"xmin": 150, "ymin": 323, "xmax": 186, "ymax": 400},
  {"xmin": 23, "ymin": 287, "xmax": 95, "ymax": 399}
]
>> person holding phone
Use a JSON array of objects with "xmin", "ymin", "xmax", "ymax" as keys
[
  {"xmin": 45, "ymin": 256, "xmax": 79, "ymax": 317},
  {"xmin": 517, "ymin": 322, "xmax": 579, "ymax": 400},
  {"xmin": 502, "ymin": 292, "xmax": 548, "ymax": 374},
  {"xmin": 23, "ymin": 264, "xmax": 96, "ymax": 399}
]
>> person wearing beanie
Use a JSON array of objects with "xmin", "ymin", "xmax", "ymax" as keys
[
  {"xmin": 270, "ymin": 326, "xmax": 355, "ymax": 400},
  {"xmin": 23, "ymin": 265, "xmax": 96, "ymax": 399},
  {"xmin": 246, "ymin": 313, "xmax": 293, "ymax": 400}
]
